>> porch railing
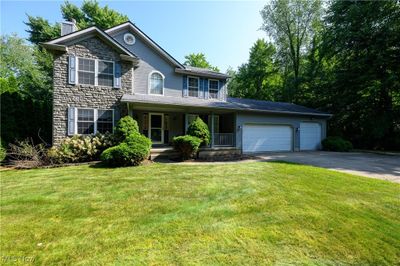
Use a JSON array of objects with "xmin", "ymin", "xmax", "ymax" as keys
[{"xmin": 213, "ymin": 133, "xmax": 234, "ymax": 146}]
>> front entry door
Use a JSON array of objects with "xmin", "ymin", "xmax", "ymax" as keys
[{"xmin": 149, "ymin": 113, "xmax": 164, "ymax": 144}]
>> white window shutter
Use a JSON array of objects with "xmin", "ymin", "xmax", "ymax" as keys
[
  {"xmin": 67, "ymin": 107, "xmax": 76, "ymax": 135},
  {"xmin": 114, "ymin": 63, "xmax": 121, "ymax": 88},
  {"xmin": 68, "ymin": 55, "xmax": 76, "ymax": 85}
]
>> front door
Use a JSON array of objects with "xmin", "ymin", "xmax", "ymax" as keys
[{"xmin": 149, "ymin": 113, "xmax": 164, "ymax": 144}]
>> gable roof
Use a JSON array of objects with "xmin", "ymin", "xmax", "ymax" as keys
[
  {"xmin": 42, "ymin": 26, "xmax": 137, "ymax": 60},
  {"xmin": 176, "ymin": 65, "xmax": 230, "ymax": 79},
  {"xmin": 121, "ymin": 93, "xmax": 331, "ymax": 117},
  {"xmin": 105, "ymin": 21, "xmax": 185, "ymax": 69}
]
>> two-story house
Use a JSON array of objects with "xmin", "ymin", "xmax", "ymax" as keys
[{"xmin": 43, "ymin": 21, "xmax": 331, "ymax": 154}]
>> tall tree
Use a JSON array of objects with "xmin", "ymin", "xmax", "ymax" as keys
[
  {"xmin": 322, "ymin": 0, "xmax": 400, "ymax": 149},
  {"xmin": 228, "ymin": 39, "xmax": 280, "ymax": 101},
  {"xmin": 25, "ymin": 0, "xmax": 128, "ymax": 45},
  {"xmin": 1, "ymin": 0, "xmax": 131, "ymax": 145},
  {"xmin": 261, "ymin": 0, "xmax": 322, "ymax": 102},
  {"xmin": 1, "ymin": 35, "xmax": 52, "ymax": 143},
  {"xmin": 184, "ymin": 53, "xmax": 220, "ymax": 72}
]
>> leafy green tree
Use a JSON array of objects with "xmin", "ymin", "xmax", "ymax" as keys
[
  {"xmin": 322, "ymin": 0, "xmax": 400, "ymax": 149},
  {"xmin": 1, "ymin": 1, "xmax": 131, "ymax": 145},
  {"xmin": 261, "ymin": 0, "xmax": 322, "ymax": 102},
  {"xmin": 25, "ymin": 0, "xmax": 128, "ymax": 45},
  {"xmin": 1, "ymin": 35, "xmax": 52, "ymax": 143},
  {"xmin": 184, "ymin": 53, "xmax": 220, "ymax": 72},
  {"xmin": 228, "ymin": 39, "xmax": 281, "ymax": 101}
]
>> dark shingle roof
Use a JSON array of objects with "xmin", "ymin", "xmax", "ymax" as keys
[
  {"xmin": 121, "ymin": 94, "xmax": 331, "ymax": 117},
  {"xmin": 175, "ymin": 65, "xmax": 230, "ymax": 79}
]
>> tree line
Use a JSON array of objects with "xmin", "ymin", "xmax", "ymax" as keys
[
  {"xmin": 1, "ymin": 0, "xmax": 399, "ymax": 150},
  {"xmin": 229, "ymin": 0, "xmax": 400, "ymax": 150}
]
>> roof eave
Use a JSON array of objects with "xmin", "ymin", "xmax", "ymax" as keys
[
  {"xmin": 43, "ymin": 26, "xmax": 138, "ymax": 59},
  {"xmin": 175, "ymin": 68, "xmax": 230, "ymax": 79},
  {"xmin": 121, "ymin": 95, "xmax": 332, "ymax": 117},
  {"xmin": 40, "ymin": 43, "xmax": 68, "ymax": 52},
  {"xmin": 105, "ymin": 21, "xmax": 185, "ymax": 69}
]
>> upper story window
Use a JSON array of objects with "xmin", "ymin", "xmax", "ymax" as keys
[
  {"xmin": 77, "ymin": 58, "xmax": 114, "ymax": 87},
  {"xmin": 209, "ymin": 79, "xmax": 219, "ymax": 99},
  {"xmin": 98, "ymin": 61, "xmax": 114, "ymax": 86},
  {"xmin": 78, "ymin": 58, "xmax": 95, "ymax": 85},
  {"xmin": 188, "ymin": 77, "xmax": 199, "ymax": 97},
  {"xmin": 149, "ymin": 71, "xmax": 164, "ymax": 95}
]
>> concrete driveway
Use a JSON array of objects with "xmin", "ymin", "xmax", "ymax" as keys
[{"xmin": 256, "ymin": 151, "xmax": 400, "ymax": 183}]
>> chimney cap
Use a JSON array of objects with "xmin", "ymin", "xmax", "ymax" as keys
[{"xmin": 61, "ymin": 20, "xmax": 78, "ymax": 36}]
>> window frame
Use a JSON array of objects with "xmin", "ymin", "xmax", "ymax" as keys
[
  {"xmin": 76, "ymin": 57, "xmax": 115, "ymax": 87},
  {"xmin": 187, "ymin": 76, "xmax": 200, "ymax": 98},
  {"xmin": 75, "ymin": 107, "xmax": 114, "ymax": 135},
  {"xmin": 148, "ymin": 70, "xmax": 165, "ymax": 96},
  {"xmin": 208, "ymin": 79, "xmax": 219, "ymax": 99},
  {"xmin": 77, "ymin": 58, "xmax": 96, "ymax": 86}
]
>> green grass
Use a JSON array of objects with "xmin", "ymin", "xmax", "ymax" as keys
[{"xmin": 1, "ymin": 162, "xmax": 399, "ymax": 265}]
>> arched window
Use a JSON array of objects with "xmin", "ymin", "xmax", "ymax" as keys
[{"xmin": 149, "ymin": 71, "xmax": 164, "ymax": 95}]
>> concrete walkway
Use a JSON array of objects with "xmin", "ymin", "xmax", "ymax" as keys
[{"xmin": 256, "ymin": 151, "xmax": 400, "ymax": 183}]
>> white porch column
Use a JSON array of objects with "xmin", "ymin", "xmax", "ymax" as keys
[{"xmin": 211, "ymin": 112, "xmax": 214, "ymax": 147}]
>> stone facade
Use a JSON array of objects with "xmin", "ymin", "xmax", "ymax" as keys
[{"xmin": 52, "ymin": 37, "xmax": 133, "ymax": 145}]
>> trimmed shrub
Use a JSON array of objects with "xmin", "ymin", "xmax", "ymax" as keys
[
  {"xmin": 48, "ymin": 133, "xmax": 115, "ymax": 163},
  {"xmin": 114, "ymin": 116, "xmax": 139, "ymax": 142},
  {"xmin": 100, "ymin": 132, "xmax": 151, "ymax": 167},
  {"xmin": 322, "ymin": 136, "xmax": 353, "ymax": 152},
  {"xmin": 173, "ymin": 135, "xmax": 202, "ymax": 160},
  {"xmin": 187, "ymin": 117, "xmax": 210, "ymax": 146}
]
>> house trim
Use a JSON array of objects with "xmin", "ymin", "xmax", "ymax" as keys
[
  {"xmin": 105, "ymin": 22, "xmax": 185, "ymax": 69},
  {"xmin": 44, "ymin": 26, "xmax": 137, "ymax": 60}
]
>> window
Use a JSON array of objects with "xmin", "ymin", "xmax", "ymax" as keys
[
  {"xmin": 77, "ymin": 109, "xmax": 95, "ymax": 134},
  {"xmin": 97, "ymin": 110, "xmax": 113, "ymax": 133},
  {"xmin": 76, "ymin": 108, "xmax": 114, "ymax": 135},
  {"xmin": 123, "ymin": 33, "xmax": 136, "ymax": 45},
  {"xmin": 78, "ymin": 58, "xmax": 95, "ymax": 85},
  {"xmin": 77, "ymin": 58, "xmax": 114, "ymax": 87},
  {"xmin": 209, "ymin": 80, "xmax": 219, "ymax": 99},
  {"xmin": 149, "ymin": 72, "xmax": 164, "ymax": 95},
  {"xmin": 188, "ymin": 77, "xmax": 199, "ymax": 97},
  {"xmin": 98, "ymin": 61, "xmax": 114, "ymax": 87}
]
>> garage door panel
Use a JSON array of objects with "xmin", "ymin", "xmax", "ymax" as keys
[
  {"xmin": 243, "ymin": 125, "xmax": 292, "ymax": 153},
  {"xmin": 300, "ymin": 122, "xmax": 321, "ymax": 150}
]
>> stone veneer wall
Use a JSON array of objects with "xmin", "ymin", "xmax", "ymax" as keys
[{"xmin": 52, "ymin": 37, "xmax": 133, "ymax": 145}]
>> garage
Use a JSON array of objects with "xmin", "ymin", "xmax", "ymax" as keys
[
  {"xmin": 300, "ymin": 122, "xmax": 322, "ymax": 150},
  {"xmin": 242, "ymin": 124, "xmax": 293, "ymax": 153}
]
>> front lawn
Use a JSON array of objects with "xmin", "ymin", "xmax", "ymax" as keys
[{"xmin": 1, "ymin": 162, "xmax": 399, "ymax": 265}]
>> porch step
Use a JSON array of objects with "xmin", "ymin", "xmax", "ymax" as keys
[
  {"xmin": 198, "ymin": 148, "xmax": 241, "ymax": 159},
  {"xmin": 151, "ymin": 147, "xmax": 241, "ymax": 160},
  {"xmin": 150, "ymin": 147, "xmax": 179, "ymax": 160}
]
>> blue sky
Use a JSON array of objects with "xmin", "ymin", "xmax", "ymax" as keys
[{"xmin": 0, "ymin": 0, "xmax": 267, "ymax": 72}]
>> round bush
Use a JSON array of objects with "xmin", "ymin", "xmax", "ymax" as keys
[
  {"xmin": 114, "ymin": 116, "xmax": 139, "ymax": 142},
  {"xmin": 101, "ymin": 132, "xmax": 151, "ymax": 167},
  {"xmin": 173, "ymin": 135, "xmax": 202, "ymax": 160},
  {"xmin": 187, "ymin": 117, "xmax": 210, "ymax": 146},
  {"xmin": 322, "ymin": 136, "xmax": 353, "ymax": 152},
  {"xmin": 48, "ymin": 133, "xmax": 115, "ymax": 163}
]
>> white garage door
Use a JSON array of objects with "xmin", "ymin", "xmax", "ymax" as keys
[
  {"xmin": 243, "ymin": 124, "xmax": 293, "ymax": 153},
  {"xmin": 300, "ymin": 122, "xmax": 321, "ymax": 151}
]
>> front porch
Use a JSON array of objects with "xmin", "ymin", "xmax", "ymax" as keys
[{"xmin": 126, "ymin": 103, "xmax": 237, "ymax": 148}]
